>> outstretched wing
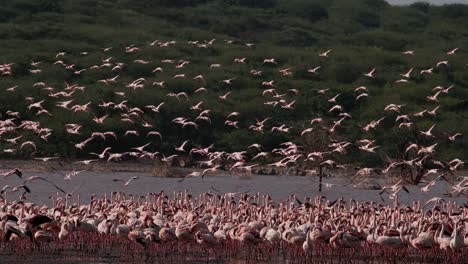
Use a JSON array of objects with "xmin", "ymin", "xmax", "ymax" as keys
[{"xmin": 36, "ymin": 177, "xmax": 66, "ymax": 194}]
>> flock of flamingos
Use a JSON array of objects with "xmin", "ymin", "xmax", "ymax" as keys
[
  {"xmin": 0, "ymin": 37, "xmax": 467, "ymax": 262},
  {"xmin": 0, "ymin": 191, "xmax": 466, "ymax": 262}
]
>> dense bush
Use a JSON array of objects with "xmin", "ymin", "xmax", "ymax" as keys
[{"xmin": 276, "ymin": 0, "xmax": 329, "ymax": 22}]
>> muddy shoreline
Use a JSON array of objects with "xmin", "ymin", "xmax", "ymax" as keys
[
  {"xmin": 1, "ymin": 159, "xmax": 466, "ymax": 187},
  {"xmin": 0, "ymin": 158, "xmax": 323, "ymax": 178}
]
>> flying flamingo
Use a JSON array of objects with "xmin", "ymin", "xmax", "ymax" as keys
[
  {"xmin": 363, "ymin": 68, "xmax": 376, "ymax": 78},
  {"xmin": 175, "ymin": 140, "xmax": 189, "ymax": 152},
  {"xmin": 419, "ymin": 124, "xmax": 436, "ymax": 137},
  {"xmin": 113, "ymin": 176, "xmax": 139, "ymax": 186},
  {"xmin": 319, "ymin": 49, "xmax": 331, "ymax": 57}
]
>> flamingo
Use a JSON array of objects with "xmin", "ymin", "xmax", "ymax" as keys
[
  {"xmin": 419, "ymin": 124, "xmax": 436, "ymax": 137},
  {"xmin": 219, "ymin": 91, "xmax": 232, "ymax": 100},
  {"xmin": 446, "ymin": 48, "xmax": 458, "ymax": 55},
  {"xmin": 113, "ymin": 176, "xmax": 139, "ymax": 186},
  {"xmin": 307, "ymin": 66, "xmax": 321, "ymax": 74},
  {"xmin": 400, "ymin": 68, "xmax": 413, "ymax": 78},
  {"xmin": 319, "ymin": 49, "xmax": 331, "ymax": 57},
  {"xmin": 175, "ymin": 140, "xmax": 189, "ymax": 152},
  {"xmin": 402, "ymin": 50, "xmax": 415, "ymax": 55},
  {"xmin": 363, "ymin": 68, "xmax": 376, "ymax": 78}
]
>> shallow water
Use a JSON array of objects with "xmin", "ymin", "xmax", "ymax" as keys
[
  {"xmin": 2, "ymin": 240, "xmax": 466, "ymax": 264},
  {"xmin": 2, "ymin": 170, "xmax": 465, "ymax": 206}
]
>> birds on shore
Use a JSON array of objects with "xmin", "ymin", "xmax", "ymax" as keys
[{"xmin": 0, "ymin": 191, "xmax": 465, "ymax": 260}]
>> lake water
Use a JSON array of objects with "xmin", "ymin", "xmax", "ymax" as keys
[{"xmin": 2, "ymin": 171, "xmax": 465, "ymax": 206}]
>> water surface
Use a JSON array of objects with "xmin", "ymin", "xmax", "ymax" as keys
[{"xmin": 2, "ymin": 171, "xmax": 465, "ymax": 206}]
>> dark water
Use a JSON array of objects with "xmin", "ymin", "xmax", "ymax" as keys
[{"xmin": 1, "ymin": 170, "xmax": 465, "ymax": 206}]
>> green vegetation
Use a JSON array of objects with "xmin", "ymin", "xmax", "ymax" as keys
[{"xmin": 0, "ymin": 0, "xmax": 467, "ymax": 175}]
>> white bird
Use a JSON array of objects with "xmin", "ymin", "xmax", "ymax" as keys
[
  {"xmin": 152, "ymin": 81, "xmax": 165, "ymax": 87},
  {"xmin": 178, "ymin": 171, "xmax": 206, "ymax": 182},
  {"xmin": 400, "ymin": 68, "xmax": 413, "ymax": 78},
  {"xmin": 329, "ymin": 105, "xmax": 343, "ymax": 113},
  {"xmin": 175, "ymin": 140, "xmax": 189, "ymax": 152},
  {"xmin": 446, "ymin": 48, "xmax": 458, "ymax": 55},
  {"xmin": 195, "ymin": 87, "xmax": 207, "ymax": 93},
  {"xmin": 221, "ymin": 78, "xmax": 236, "ymax": 85},
  {"xmin": 405, "ymin": 144, "xmax": 419, "ymax": 154},
  {"xmin": 20, "ymin": 141, "xmax": 36, "ymax": 150},
  {"xmin": 436, "ymin": 61, "xmax": 449, "ymax": 67},
  {"xmin": 219, "ymin": 91, "xmax": 232, "ymax": 100},
  {"xmin": 424, "ymin": 106, "xmax": 438, "ymax": 117},
  {"xmin": 356, "ymin": 93, "xmax": 368, "ymax": 101},
  {"xmin": 413, "ymin": 109, "xmax": 427, "ymax": 117},
  {"xmin": 427, "ymin": 91, "xmax": 442, "ymax": 102},
  {"xmin": 328, "ymin": 93, "xmax": 341, "ymax": 103},
  {"xmin": 307, "ymin": 66, "xmax": 321, "ymax": 74},
  {"xmin": 448, "ymin": 133, "xmax": 462, "ymax": 141},
  {"xmin": 6, "ymin": 85, "xmax": 18, "ymax": 92},
  {"xmin": 113, "ymin": 176, "xmax": 139, "ymax": 186},
  {"xmin": 234, "ymin": 58, "xmax": 247, "ymax": 64},
  {"xmin": 34, "ymin": 157, "xmax": 59, "ymax": 162},
  {"xmin": 63, "ymin": 170, "xmax": 86, "ymax": 181},
  {"xmin": 310, "ymin": 118, "xmax": 323, "ymax": 125},
  {"xmin": 420, "ymin": 68, "xmax": 433, "ymax": 74},
  {"xmin": 417, "ymin": 143, "xmax": 438, "ymax": 155},
  {"xmin": 419, "ymin": 124, "xmax": 436, "ymax": 137},
  {"xmin": 354, "ymin": 86, "xmax": 368, "ymax": 92},
  {"xmin": 364, "ymin": 68, "xmax": 376, "ymax": 78},
  {"xmin": 74, "ymin": 159, "xmax": 98, "ymax": 165},
  {"xmin": 262, "ymin": 58, "xmax": 277, "ymax": 65},
  {"xmin": 90, "ymin": 147, "xmax": 112, "ymax": 159},
  {"xmin": 319, "ymin": 49, "xmax": 331, "ymax": 57},
  {"xmin": 420, "ymin": 174, "xmax": 443, "ymax": 193},
  {"xmin": 301, "ymin": 128, "xmax": 314, "ymax": 136},
  {"xmin": 132, "ymin": 143, "xmax": 151, "ymax": 152},
  {"xmin": 402, "ymin": 50, "xmax": 414, "ymax": 55}
]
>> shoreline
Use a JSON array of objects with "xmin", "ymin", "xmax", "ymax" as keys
[
  {"xmin": 1, "ymin": 159, "xmax": 466, "ymax": 185},
  {"xmin": 0, "ymin": 158, "xmax": 303, "ymax": 177},
  {"xmin": 0, "ymin": 158, "xmax": 185, "ymax": 177}
]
